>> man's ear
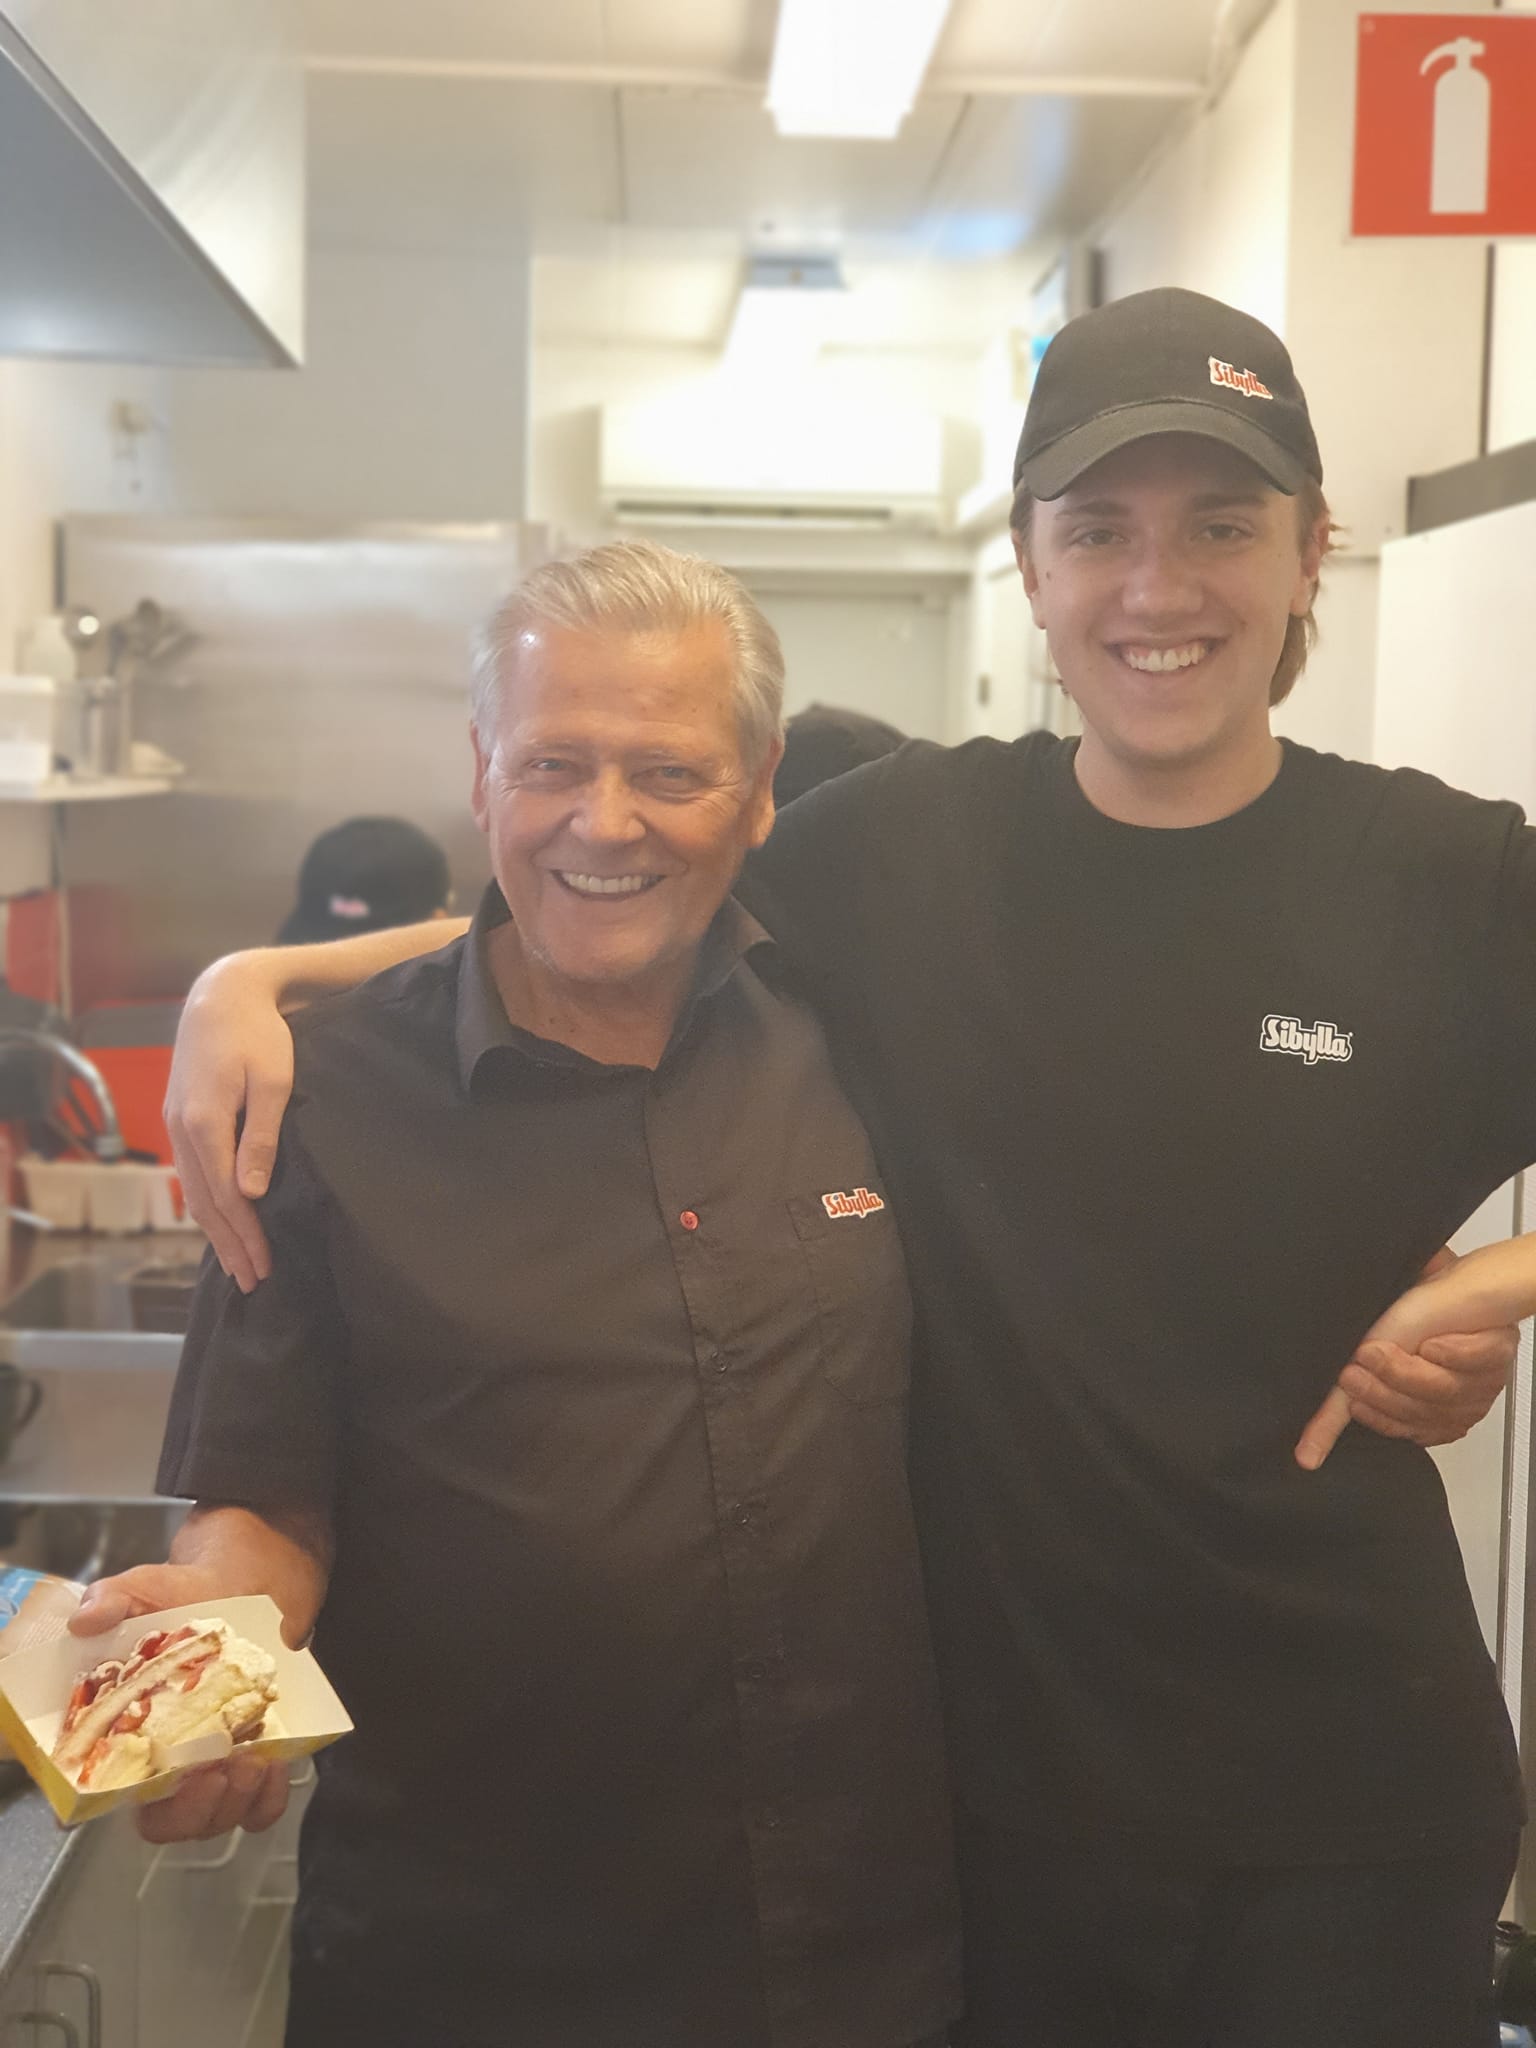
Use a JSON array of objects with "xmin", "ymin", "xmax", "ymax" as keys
[
  {"xmin": 470, "ymin": 722, "xmax": 492, "ymax": 834},
  {"xmin": 1292, "ymin": 513, "xmax": 1330, "ymax": 619},
  {"xmin": 747, "ymin": 737, "xmax": 785, "ymax": 848},
  {"xmin": 1014, "ymin": 530, "xmax": 1046, "ymax": 627}
]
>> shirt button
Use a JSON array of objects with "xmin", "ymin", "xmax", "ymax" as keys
[
  {"xmin": 741, "ymin": 1660, "xmax": 767, "ymax": 1683},
  {"xmin": 680, "ymin": 1210, "xmax": 700, "ymax": 1232},
  {"xmin": 710, "ymin": 1350, "xmax": 728, "ymax": 1374}
]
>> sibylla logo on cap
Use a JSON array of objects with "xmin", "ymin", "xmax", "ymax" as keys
[{"xmin": 1209, "ymin": 357, "xmax": 1273, "ymax": 402}]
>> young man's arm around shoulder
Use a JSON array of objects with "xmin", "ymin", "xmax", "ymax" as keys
[{"xmin": 167, "ymin": 919, "xmax": 468, "ymax": 1289}]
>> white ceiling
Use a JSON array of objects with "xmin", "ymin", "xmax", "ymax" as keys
[{"xmin": 297, "ymin": 0, "xmax": 1277, "ymax": 350}]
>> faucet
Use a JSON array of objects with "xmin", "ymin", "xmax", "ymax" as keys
[{"xmin": 0, "ymin": 1030, "xmax": 125, "ymax": 1162}]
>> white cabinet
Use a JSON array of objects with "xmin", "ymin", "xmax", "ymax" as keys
[
  {"xmin": 0, "ymin": 1767, "xmax": 311, "ymax": 2048},
  {"xmin": 137, "ymin": 1766, "xmax": 309, "ymax": 2048},
  {"xmin": 0, "ymin": 1810, "xmax": 140, "ymax": 2048}
]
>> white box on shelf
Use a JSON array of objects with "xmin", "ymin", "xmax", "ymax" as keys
[{"xmin": 0, "ymin": 675, "xmax": 57, "ymax": 786}]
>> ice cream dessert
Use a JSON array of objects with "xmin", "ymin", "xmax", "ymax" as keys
[{"xmin": 52, "ymin": 1619, "xmax": 279, "ymax": 1792}]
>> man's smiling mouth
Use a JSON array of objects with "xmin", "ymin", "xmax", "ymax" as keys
[
  {"xmin": 553, "ymin": 872, "xmax": 664, "ymax": 898},
  {"xmin": 1118, "ymin": 641, "xmax": 1214, "ymax": 673}
]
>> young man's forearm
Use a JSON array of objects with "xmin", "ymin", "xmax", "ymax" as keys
[
  {"xmin": 206, "ymin": 919, "xmax": 470, "ymax": 1013},
  {"xmin": 1371, "ymin": 1232, "xmax": 1536, "ymax": 1357}
]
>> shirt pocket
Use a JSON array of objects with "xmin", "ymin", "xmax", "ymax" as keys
[{"xmin": 787, "ymin": 1194, "xmax": 912, "ymax": 1407}]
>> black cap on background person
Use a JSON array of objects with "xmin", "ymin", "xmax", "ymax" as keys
[
  {"xmin": 277, "ymin": 817, "xmax": 453, "ymax": 946},
  {"xmin": 774, "ymin": 704, "xmax": 907, "ymax": 808}
]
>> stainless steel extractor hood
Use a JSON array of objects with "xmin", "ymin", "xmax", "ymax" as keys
[{"xmin": 0, "ymin": 1, "xmax": 303, "ymax": 367}]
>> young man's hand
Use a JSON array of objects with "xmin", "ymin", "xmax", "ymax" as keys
[
  {"xmin": 165, "ymin": 958, "xmax": 295, "ymax": 1293},
  {"xmin": 1295, "ymin": 1247, "xmax": 1519, "ymax": 1469}
]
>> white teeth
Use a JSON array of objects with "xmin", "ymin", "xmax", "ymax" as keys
[
  {"xmin": 557, "ymin": 873, "xmax": 658, "ymax": 897},
  {"xmin": 1122, "ymin": 642, "xmax": 1210, "ymax": 673}
]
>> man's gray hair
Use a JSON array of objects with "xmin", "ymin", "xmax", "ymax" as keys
[{"xmin": 471, "ymin": 540, "xmax": 785, "ymax": 771}]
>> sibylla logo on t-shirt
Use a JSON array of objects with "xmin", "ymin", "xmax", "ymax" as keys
[
  {"xmin": 821, "ymin": 1187, "xmax": 886, "ymax": 1220},
  {"xmin": 1259, "ymin": 1014, "xmax": 1353, "ymax": 1066}
]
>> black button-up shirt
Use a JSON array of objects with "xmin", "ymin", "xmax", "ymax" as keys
[{"xmin": 159, "ymin": 886, "xmax": 958, "ymax": 2048}]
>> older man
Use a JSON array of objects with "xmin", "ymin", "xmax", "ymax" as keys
[{"xmin": 79, "ymin": 544, "xmax": 957, "ymax": 2048}]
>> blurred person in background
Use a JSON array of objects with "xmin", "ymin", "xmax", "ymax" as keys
[
  {"xmin": 773, "ymin": 705, "xmax": 906, "ymax": 808},
  {"xmin": 276, "ymin": 816, "xmax": 453, "ymax": 946}
]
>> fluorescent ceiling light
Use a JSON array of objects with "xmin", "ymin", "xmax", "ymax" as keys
[
  {"xmin": 724, "ymin": 255, "xmax": 846, "ymax": 376},
  {"xmin": 768, "ymin": 0, "xmax": 954, "ymax": 139}
]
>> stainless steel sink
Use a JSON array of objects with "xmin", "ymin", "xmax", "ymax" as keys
[
  {"xmin": 0, "ymin": 1261, "xmax": 181, "ymax": 1364},
  {"xmin": 0, "ymin": 1252, "xmax": 194, "ymax": 1503}
]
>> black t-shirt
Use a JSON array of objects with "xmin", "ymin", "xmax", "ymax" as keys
[{"xmin": 743, "ymin": 733, "xmax": 1534, "ymax": 1865}]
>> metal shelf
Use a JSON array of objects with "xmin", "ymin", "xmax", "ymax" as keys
[{"xmin": 0, "ymin": 777, "xmax": 175, "ymax": 805}]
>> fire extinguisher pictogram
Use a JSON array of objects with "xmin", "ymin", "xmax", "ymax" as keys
[{"xmin": 1419, "ymin": 37, "xmax": 1491, "ymax": 215}]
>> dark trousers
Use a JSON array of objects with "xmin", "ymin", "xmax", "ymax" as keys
[{"xmin": 953, "ymin": 1812, "xmax": 1518, "ymax": 2048}]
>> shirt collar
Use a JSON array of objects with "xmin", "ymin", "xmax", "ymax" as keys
[{"xmin": 455, "ymin": 882, "xmax": 776, "ymax": 1093}]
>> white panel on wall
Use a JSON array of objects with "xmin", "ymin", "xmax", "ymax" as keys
[
  {"xmin": 1490, "ymin": 246, "xmax": 1536, "ymax": 456},
  {"xmin": 1375, "ymin": 500, "xmax": 1536, "ymax": 1668},
  {"xmin": 1435, "ymin": 1181, "xmax": 1523, "ymax": 1660},
  {"xmin": 1273, "ymin": 556, "xmax": 1380, "ymax": 766},
  {"xmin": 1374, "ymin": 500, "xmax": 1536, "ymax": 806}
]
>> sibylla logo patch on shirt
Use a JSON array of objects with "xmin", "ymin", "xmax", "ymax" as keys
[
  {"xmin": 821, "ymin": 1187, "xmax": 886, "ymax": 1220},
  {"xmin": 1259, "ymin": 1014, "xmax": 1353, "ymax": 1066}
]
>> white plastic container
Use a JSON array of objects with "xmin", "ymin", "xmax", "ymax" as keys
[
  {"xmin": 83, "ymin": 1164, "xmax": 152, "ymax": 1235},
  {"xmin": 143, "ymin": 1166, "xmax": 196, "ymax": 1231},
  {"xmin": 0, "ymin": 677, "xmax": 57, "ymax": 787},
  {"xmin": 19, "ymin": 1158, "xmax": 91, "ymax": 1231}
]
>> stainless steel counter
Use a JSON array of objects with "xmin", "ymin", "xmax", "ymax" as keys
[
  {"xmin": 0, "ymin": 1225, "xmax": 203, "ymax": 2018},
  {"xmin": 0, "ymin": 1782, "xmax": 86, "ymax": 1992}
]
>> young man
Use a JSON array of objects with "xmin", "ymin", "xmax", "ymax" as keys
[{"xmin": 160, "ymin": 291, "xmax": 1527, "ymax": 2045}]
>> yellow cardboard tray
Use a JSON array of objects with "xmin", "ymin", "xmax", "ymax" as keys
[{"xmin": 0, "ymin": 1595, "xmax": 351, "ymax": 1826}]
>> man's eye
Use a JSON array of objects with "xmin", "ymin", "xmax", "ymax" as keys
[
  {"xmin": 1071, "ymin": 528, "xmax": 1118, "ymax": 549},
  {"xmin": 1203, "ymin": 522, "xmax": 1250, "ymax": 543},
  {"xmin": 650, "ymin": 766, "xmax": 699, "ymax": 787}
]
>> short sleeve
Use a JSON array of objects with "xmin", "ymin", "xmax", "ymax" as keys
[
  {"xmin": 157, "ymin": 1131, "xmax": 345, "ymax": 1513},
  {"xmin": 1486, "ymin": 815, "xmax": 1536, "ymax": 1176},
  {"xmin": 740, "ymin": 750, "xmax": 902, "ymax": 987}
]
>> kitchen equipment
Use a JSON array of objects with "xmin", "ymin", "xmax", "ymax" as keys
[
  {"xmin": 0, "ymin": 1366, "xmax": 43, "ymax": 1467},
  {"xmin": 18, "ymin": 1161, "xmax": 91, "ymax": 1232},
  {"xmin": 0, "ymin": 1032, "xmax": 124, "ymax": 1162},
  {"xmin": 77, "ymin": 671, "xmax": 130, "ymax": 777},
  {"xmin": 0, "ymin": 676, "xmax": 57, "ymax": 786},
  {"xmin": 128, "ymin": 1262, "xmax": 201, "ymax": 1334}
]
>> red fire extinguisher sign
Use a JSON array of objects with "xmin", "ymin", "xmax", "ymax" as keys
[{"xmin": 1353, "ymin": 13, "xmax": 1536, "ymax": 236}]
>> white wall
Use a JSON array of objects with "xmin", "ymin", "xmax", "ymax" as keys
[
  {"xmin": 167, "ymin": 243, "xmax": 531, "ymax": 525},
  {"xmin": 764, "ymin": 590, "xmax": 953, "ymax": 741},
  {"xmin": 1096, "ymin": 0, "xmax": 1295, "ymax": 332}
]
